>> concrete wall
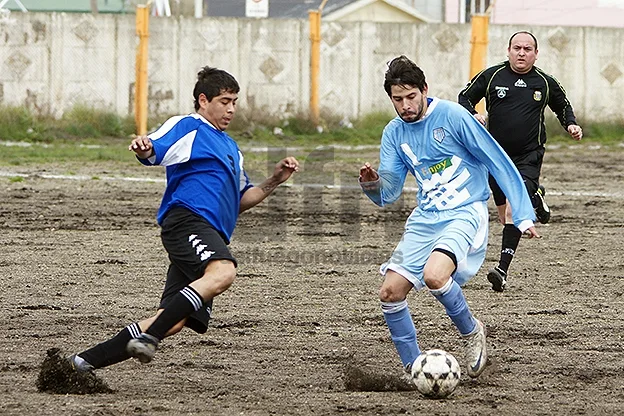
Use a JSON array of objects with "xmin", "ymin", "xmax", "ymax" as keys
[{"xmin": 1, "ymin": 12, "xmax": 624, "ymax": 123}]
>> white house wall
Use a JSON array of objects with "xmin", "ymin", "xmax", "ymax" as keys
[
  {"xmin": 1, "ymin": 13, "xmax": 623, "ymax": 122},
  {"xmin": 332, "ymin": 3, "xmax": 425, "ymax": 23}
]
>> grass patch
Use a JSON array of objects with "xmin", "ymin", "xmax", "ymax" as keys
[
  {"xmin": 0, "ymin": 106, "xmax": 622, "ymax": 169},
  {"xmin": 228, "ymin": 111, "xmax": 393, "ymax": 149},
  {"xmin": 545, "ymin": 115, "xmax": 624, "ymax": 145},
  {"xmin": 0, "ymin": 141, "xmax": 135, "ymax": 166}
]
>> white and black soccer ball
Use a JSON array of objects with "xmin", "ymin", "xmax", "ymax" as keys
[{"xmin": 411, "ymin": 349, "xmax": 461, "ymax": 399}]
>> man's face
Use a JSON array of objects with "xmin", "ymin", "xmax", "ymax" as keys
[
  {"xmin": 390, "ymin": 84, "xmax": 428, "ymax": 122},
  {"xmin": 197, "ymin": 90, "xmax": 238, "ymax": 131},
  {"xmin": 508, "ymin": 33, "xmax": 538, "ymax": 74}
]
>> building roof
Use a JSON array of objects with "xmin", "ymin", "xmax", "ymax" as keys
[{"xmin": 207, "ymin": 0, "xmax": 434, "ymax": 22}]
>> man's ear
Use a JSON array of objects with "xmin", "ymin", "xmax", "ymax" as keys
[{"xmin": 197, "ymin": 93, "xmax": 208, "ymax": 108}]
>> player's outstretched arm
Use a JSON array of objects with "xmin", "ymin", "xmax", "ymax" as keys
[
  {"xmin": 239, "ymin": 157, "xmax": 299, "ymax": 213},
  {"xmin": 129, "ymin": 135, "xmax": 154, "ymax": 159}
]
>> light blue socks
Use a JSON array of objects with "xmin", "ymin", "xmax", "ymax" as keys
[
  {"xmin": 430, "ymin": 278, "xmax": 477, "ymax": 336},
  {"xmin": 381, "ymin": 299, "xmax": 421, "ymax": 368}
]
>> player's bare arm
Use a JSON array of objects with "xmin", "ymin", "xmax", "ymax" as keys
[
  {"xmin": 567, "ymin": 124, "xmax": 583, "ymax": 141},
  {"xmin": 359, "ymin": 162, "xmax": 379, "ymax": 182},
  {"xmin": 239, "ymin": 157, "xmax": 299, "ymax": 213},
  {"xmin": 129, "ymin": 135, "xmax": 154, "ymax": 159}
]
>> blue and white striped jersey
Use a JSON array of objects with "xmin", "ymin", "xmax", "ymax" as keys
[
  {"xmin": 363, "ymin": 97, "xmax": 535, "ymax": 231},
  {"xmin": 139, "ymin": 113, "xmax": 253, "ymax": 242}
]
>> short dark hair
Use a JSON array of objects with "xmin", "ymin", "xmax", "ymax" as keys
[
  {"xmin": 508, "ymin": 31, "xmax": 538, "ymax": 50},
  {"xmin": 383, "ymin": 55, "xmax": 427, "ymax": 96},
  {"xmin": 193, "ymin": 66, "xmax": 240, "ymax": 110}
]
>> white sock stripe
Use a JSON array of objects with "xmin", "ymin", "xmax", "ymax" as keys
[
  {"xmin": 380, "ymin": 299, "xmax": 409, "ymax": 314},
  {"xmin": 126, "ymin": 323, "xmax": 141, "ymax": 339},
  {"xmin": 430, "ymin": 277, "xmax": 454, "ymax": 296},
  {"xmin": 181, "ymin": 287, "xmax": 202, "ymax": 311}
]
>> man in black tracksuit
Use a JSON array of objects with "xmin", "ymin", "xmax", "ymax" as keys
[{"xmin": 458, "ymin": 31, "xmax": 583, "ymax": 292}]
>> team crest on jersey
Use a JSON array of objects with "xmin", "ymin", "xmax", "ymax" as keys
[
  {"xmin": 515, "ymin": 79, "xmax": 527, "ymax": 87},
  {"xmin": 433, "ymin": 128, "xmax": 446, "ymax": 143},
  {"xmin": 495, "ymin": 86, "xmax": 508, "ymax": 98},
  {"xmin": 533, "ymin": 90, "xmax": 542, "ymax": 101}
]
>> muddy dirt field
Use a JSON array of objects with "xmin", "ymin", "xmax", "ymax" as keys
[{"xmin": 1, "ymin": 145, "xmax": 623, "ymax": 415}]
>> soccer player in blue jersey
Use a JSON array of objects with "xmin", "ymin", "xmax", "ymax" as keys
[
  {"xmin": 43, "ymin": 66, "xmax": 299, "ymax": 384},
  {"xmin": 359, "ymin": 56, "xmax": 539, "ymax": 378}
]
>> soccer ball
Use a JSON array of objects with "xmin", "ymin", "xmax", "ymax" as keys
[{"xmin": 411, "ymin": 349, "xmax": 461, "ymax": 399}]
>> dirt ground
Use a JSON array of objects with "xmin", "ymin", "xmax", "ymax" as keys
[{"xmin": 0, "ymin": 144, "xmax": 623, "ymax": 415}]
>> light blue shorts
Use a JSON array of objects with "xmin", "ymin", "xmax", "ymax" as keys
[{"xmin": 380, "ymin": 201, "xmax": 489, "ymax": 290}]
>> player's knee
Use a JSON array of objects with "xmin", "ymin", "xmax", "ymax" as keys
[
  {"xmin": 215, "ymin": 266, "xmax": 236, "ymax": 293},
  {"xmin": 199, "ymin": 261, "xmax": 236, "ymax": 296},
  {"xmin": 379, "ymin": 285, "xmax": 402, "ymax": 303},
  {"xmin": 422, "ymin": 269, "xmax": 448, "ymax": 290}
]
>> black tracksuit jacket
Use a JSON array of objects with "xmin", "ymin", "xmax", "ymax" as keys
[{"xmin": 458, "ymin": 61, "xmax": 577, "ymax": 157}]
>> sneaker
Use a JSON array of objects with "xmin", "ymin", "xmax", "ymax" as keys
[
  {"xmin": 126, "ymin": 333, "xmax": 159, "ymax": 363},
  {"xmin": 462, "ymin": 320, "xmax": 487, "ymax": 378},
  {"xmin": 487, "ymin": 267, "xmax": 507, "ymax": 292},
  {"xmin": 534, "ymin": 185, "xmax": 550, "ymax": 224},
  {"xmin": 68, "ymin": 354, "xmax": 94, "ymax": 373},
  {"xmin": 401, "ymin": 362, "xmax": 415, "ymax": 385}
]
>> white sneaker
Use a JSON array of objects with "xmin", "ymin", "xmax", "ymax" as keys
[
  {"xmin": 462, "ymin": 319, "xmax": 487, "ymax": 378},
  {"xmin": 126, "ymin": 333, "xmax": 159, "ymax": 363}
]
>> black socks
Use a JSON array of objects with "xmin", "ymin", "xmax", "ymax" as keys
[
  {"xmin": 498, "ymin": 224, "xmax": 522, "ymax": 273},
  {"xmin": 146, "ymin": 286, "xmax": 204, "ymax": 341},
  {"xmin": 78, "ymin": 322, "xmax": 141, "ymax": 369}
]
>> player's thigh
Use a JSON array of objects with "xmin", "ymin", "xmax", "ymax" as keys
[{"xmin": 381, "ymin": 218, "xmax": 434, "ymax": 291}]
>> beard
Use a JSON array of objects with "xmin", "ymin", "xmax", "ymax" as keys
[{"xmin": 400, "ymin": 111, "xmax": 418, "ymax": 122}]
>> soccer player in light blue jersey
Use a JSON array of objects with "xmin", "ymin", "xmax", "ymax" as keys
[
  {"xmin": 40, "ymin": 66, "xmax": 299, "ymax": 391},
  {"xmin": 359, "ymin": 56, "xmax": 540, "ymax": 378}
]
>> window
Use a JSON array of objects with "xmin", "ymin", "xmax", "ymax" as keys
[{"xmin": 461, "ymin": 0, "xmax": 491, "ymax": 23}]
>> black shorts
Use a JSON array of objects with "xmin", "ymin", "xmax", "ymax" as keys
[
  {"xmin": 489, "ymin": 147, "xmax": 545, "ymax": 207},
  {"xmin": 159, "ymin": 206, "xmax": 237, "ymax": 333}
]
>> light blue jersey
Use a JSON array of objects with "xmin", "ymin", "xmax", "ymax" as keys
[
  {"xmin": 362, "ymin": 97, "xmax": 535, "ymax": 287},
  {"xmin": 139, "ymin": 113, "xmax": 253, "ymax": 243}
]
